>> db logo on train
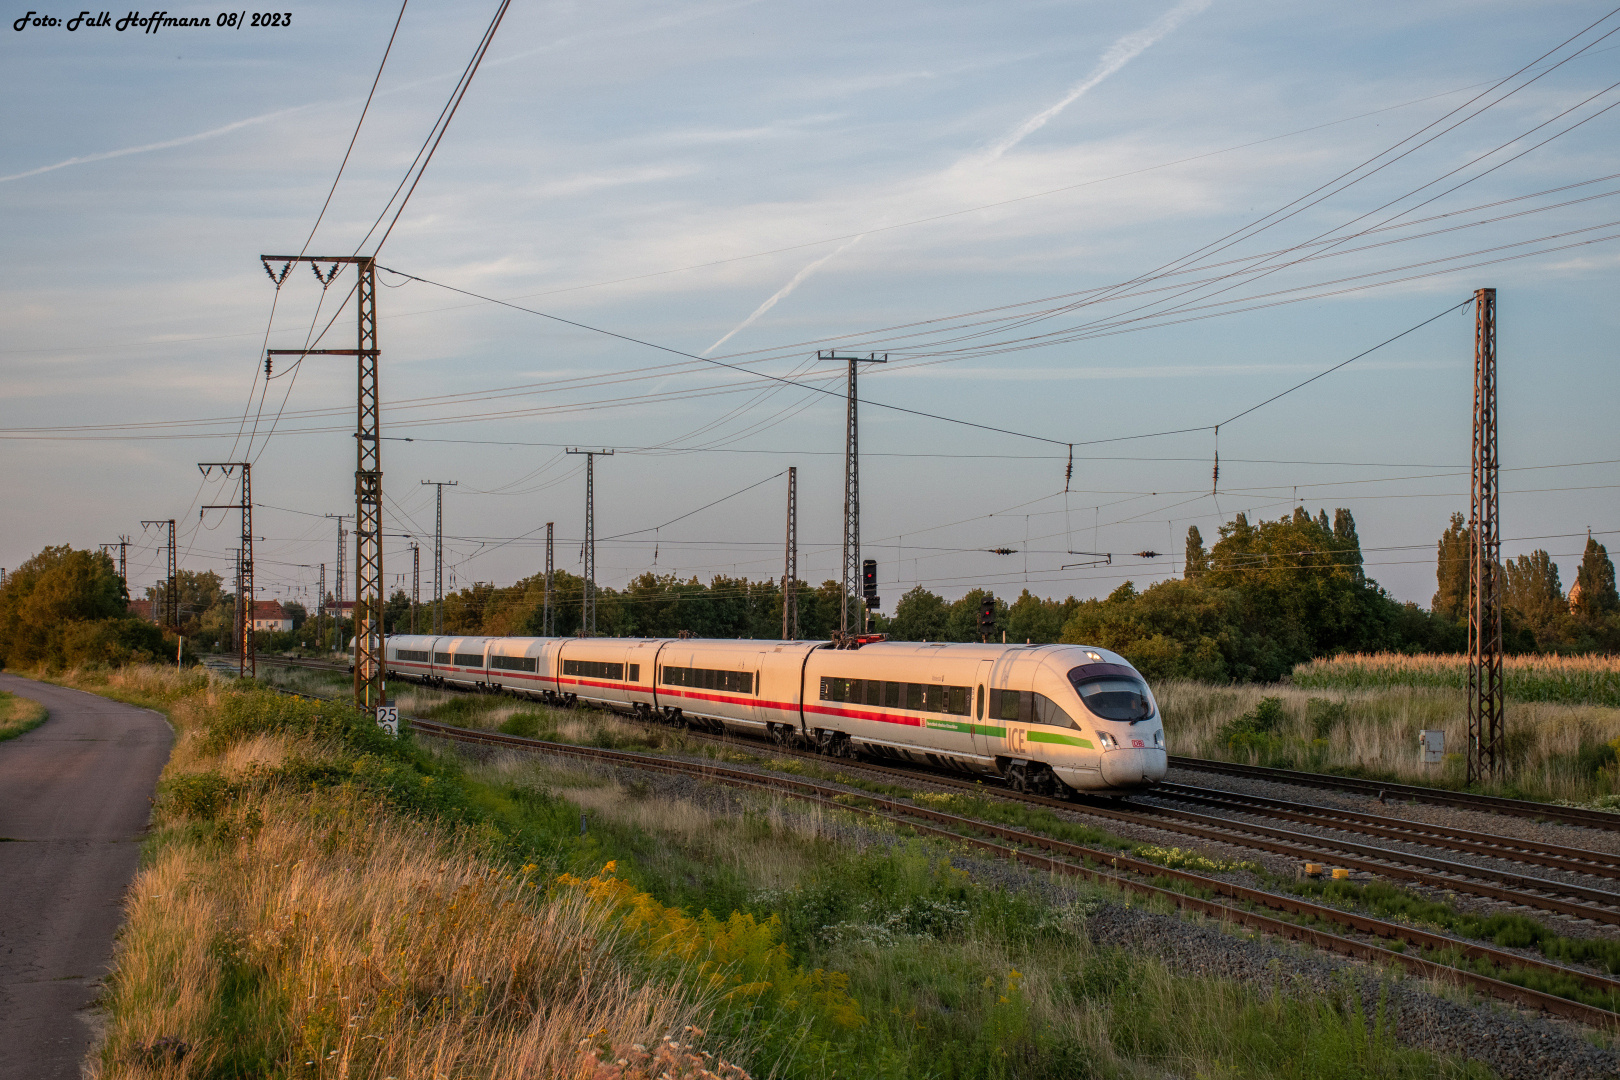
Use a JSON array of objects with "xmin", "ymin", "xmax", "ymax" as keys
[{"xmin": 375, "ymin": 706, "xmax": 400, "ymax": 738}]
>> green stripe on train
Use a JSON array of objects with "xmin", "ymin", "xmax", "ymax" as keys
[
  {"xmin": 923, "ymin": 720, "xmax": 1008, "ymax": 738},
  {"xmin": 1028, "ymin": 731, "xmax": 1094, "ymax": 748}
]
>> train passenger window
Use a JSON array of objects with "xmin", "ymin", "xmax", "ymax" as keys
[
  {"xmin": 489, "ymin": 654, "xmax": 537, "ymax": 673},
  {"xmin": 920, "ymin": 685, "xmax": 943, "ymax": 712},
  {"xmin": 454, "ymin": 654, "xmax": 484, "ymax": 668},
  {"xmin": 434, "ymin": 652, "xmax": 451, "ymax": 665},
  {"xmin": 628, "ymin": 664, "xmax": 640, "ymax": 682},
  {"xmin": 905, "ymin": 683, "xmax": 923, "ymax": 710},
  {"xmin": 1031, "ymin": 692, "xmax": 1077, "ymax": 728},
  {"xmin": 976, "ymin": 685, "xmax": 984, "ymax": 719},
  {"xmin": 993, "ymin": 689, "xmax": 1021, "ymax": 722},
  {"xmin": 563, "ymin": 659, "xmax": 625, "ymax": 680},
  {"xmin": 866, "ymin": 680, "xmax": 883, "ymax": 707},
  {"xmin": 884, "ymin": 682, "xmax": 900, "ymax": 708},
  {"xmin": 946, "ymin": 686, "xmax": 968, "ymax": 715},
  {"xmin": 848, "ymin": 678, "xmax": 864, "ymax": 702}
]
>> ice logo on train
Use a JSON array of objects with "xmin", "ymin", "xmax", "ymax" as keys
[{"xmin": 384, "ymin": 634, "xmax": 1167, "ymax": 796}]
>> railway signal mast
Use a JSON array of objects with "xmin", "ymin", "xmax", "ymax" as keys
[
  {"xmin": 141, "ymin": 519, "xmax": 177, "ymax": 629},
  {"xmin": 421, "ymin": 481, "xmax": 457, "ymax": 634},
  {"xmin": 566, "ymin": 449, "xmax": 613, "ymax": 635},
  {"xmin": 822, "ymin": 351, "xmax": 886, "ymax": 639},
  {"xmin": 200, "ymin": 461, "xmax": 252, "ymax": 678},
  {"xmin": 1467, "ymin": 287, "xmax": 1504, "ymax": 783},
  {"xmin": 782, "ymin": 467, "xmax": 798, "ymax": 640},
  {"xmin": 264, "ymin": 253, "xmax": 385, "ymax": 711}
]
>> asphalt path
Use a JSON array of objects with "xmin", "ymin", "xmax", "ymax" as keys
[{"xmin": 0, "ymin": 675, "xmax": 172, "ymax": 1080}]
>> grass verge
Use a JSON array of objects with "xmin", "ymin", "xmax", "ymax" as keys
[{"xmin": 0, "ymin": 689, "xmax": 48, "ymax": 741}]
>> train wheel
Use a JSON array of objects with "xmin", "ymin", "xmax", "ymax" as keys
[{"xmin": 1006, "ymin": 763, "xmax": 1029, "ymax": 793}]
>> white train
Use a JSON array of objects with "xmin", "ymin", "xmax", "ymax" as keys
[{"xmin": 382, "ymin": 633, "xmax": 1167, "ymax": 796}]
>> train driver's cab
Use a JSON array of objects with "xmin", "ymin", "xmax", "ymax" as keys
[{"xmin": 1067, "ymin": 663, "xmax": 1167, "ymax": 766}]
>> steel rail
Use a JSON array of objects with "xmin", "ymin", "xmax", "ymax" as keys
[
  {"xmin": 411, "ymin": 716, "xmax": 1620, "ymax": 1028},
  {"xmin": 1170, "ymin": 755, "xmax": 1620, "ymax": 832},
  {"xmin": 1154, "ymin": 782, "xmax": 1620, "ymax": 880}
]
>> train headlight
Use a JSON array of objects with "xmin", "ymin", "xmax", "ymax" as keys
[
  {"xmin": 1154, "ymin": 729, "xmax": 1164, "ymax": 748},
  {"xmin": 1096, "ymin": 731, "xmax": 1117, "ymax": 749}
]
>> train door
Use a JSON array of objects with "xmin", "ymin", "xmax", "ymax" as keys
[{"xmin": 970, "ymin": 659, "xmax": 997, "ymax": 759}]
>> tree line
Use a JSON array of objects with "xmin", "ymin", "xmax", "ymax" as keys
[{"xmin": 3, "ymin": 508, "xmax": 1614, "ymax": 679}]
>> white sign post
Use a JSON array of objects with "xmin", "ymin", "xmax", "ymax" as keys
[{"xmin": 376, "ymin": 705, "xmax": 400, "ymax": 738}]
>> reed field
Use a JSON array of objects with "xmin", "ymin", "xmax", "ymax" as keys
[
  {"xmin": 1292, "ymin": 653, "xmax": 1620, "ymax": 708},
  {"xmin": 1157, "ymin": 679, "xmax": 1620, "ymax": 807},
  {"xmin": 40, "ymin": 662, "xmax": 1495, "ymax": 1080}
]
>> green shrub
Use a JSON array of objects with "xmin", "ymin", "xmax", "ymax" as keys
[
  {"xmin": 497, "ymin": 711, "xmax": 546, "ymax": 738},
  {"xmin": 163, "ymin": 771, "xmax": 232, "ymax": 820}
]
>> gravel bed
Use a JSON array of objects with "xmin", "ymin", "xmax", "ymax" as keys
[{"xmin": 435, "ymin": 734, "xmax": 1620, "ymax": 1080}]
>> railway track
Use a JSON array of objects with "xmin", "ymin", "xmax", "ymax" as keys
[
  {"xmin": 245, "ymin": 656, "xmax": 1620, "ymax": 930},
  {"xmin": 1170, "ymin": 755, "xmax": 1620, "ymax": 833},
  {"xmin": 409, "ymin": 716, "xmax": 1620, "ymax": 1028},
  {"xmin": 1150, "ymin": 783, "xmax": 1620, "ymax": 881}
]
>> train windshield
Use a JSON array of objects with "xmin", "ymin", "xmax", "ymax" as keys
[{"xmin": 1070, "ymin": 673, "xmax": 1155, "ymax": 722}]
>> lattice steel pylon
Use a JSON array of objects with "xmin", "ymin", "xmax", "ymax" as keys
[
  {"xmin": 544, "ymin": 522, "xmax": 555, "ymax": 636},
  {"xmin": 326, "ymin": 514, "xmax": 349, "ymax": 612},
  {"xmin": 200, "ymin": 462, "xmax": 252, "ymax": 678},
  {"xmin": 420, "ymin": 481, "xmax": 457, "ymax": 634},
  {"xmin": 141, "ymin": 518, "xmax": 177, "ymax": 629},
  {"xmin": 1467, "ymin": 287, "xmax": 1504, "ymax": 784},
  {"xmin": 265, "ymin": 254, "xmax": 384, "ymax": 709},
  {"xmin": 782, "ymin": 466, "xmax": 798, "ymax": 640},
  {"xmin": 822, "ymin": 352, "xmax": 886, "ymax": 637},
  {"xmin": 410, "ymin": 542, "xmax": 420, "ymax": 633},
  {"xmin": 566, "ymin": 449, "xmax": 612, "ymax": 635},
  {"xmin": 317, "ymin": 562, "xmax": 327, "ymax": 653}
]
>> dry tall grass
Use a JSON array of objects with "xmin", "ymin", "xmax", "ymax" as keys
[
  {"xmin": 1157, "ymin": 679, "xmax": 1620, "ymax": 804},
  {"xmin": 101, "ymin": 788, "xmax": 697, "ymax": 1079}
]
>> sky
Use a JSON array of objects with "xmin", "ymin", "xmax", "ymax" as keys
[{"xmin": 2, "ymin": 0, "xmax": 1617, "ymax": 616}]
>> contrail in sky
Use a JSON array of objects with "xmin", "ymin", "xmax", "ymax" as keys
[
  {"xmin": 704, "ymin": 0, "xmax": 1210, "ymax": 350},
  {"xmin": 702, "ymin": 233, "xmax": 865, "ymax": 355},
  {"xmin": 975, "ymin": 0, "xmax": 1212, "ymax": 165},
  {"xmin": 0, "ymin": 104, "xmax": 318, "ymax": 184}
]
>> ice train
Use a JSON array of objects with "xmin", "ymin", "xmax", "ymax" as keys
[{"xmin": 382, "ymin": 633, "xmax": 1167, "ymax": 796}]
